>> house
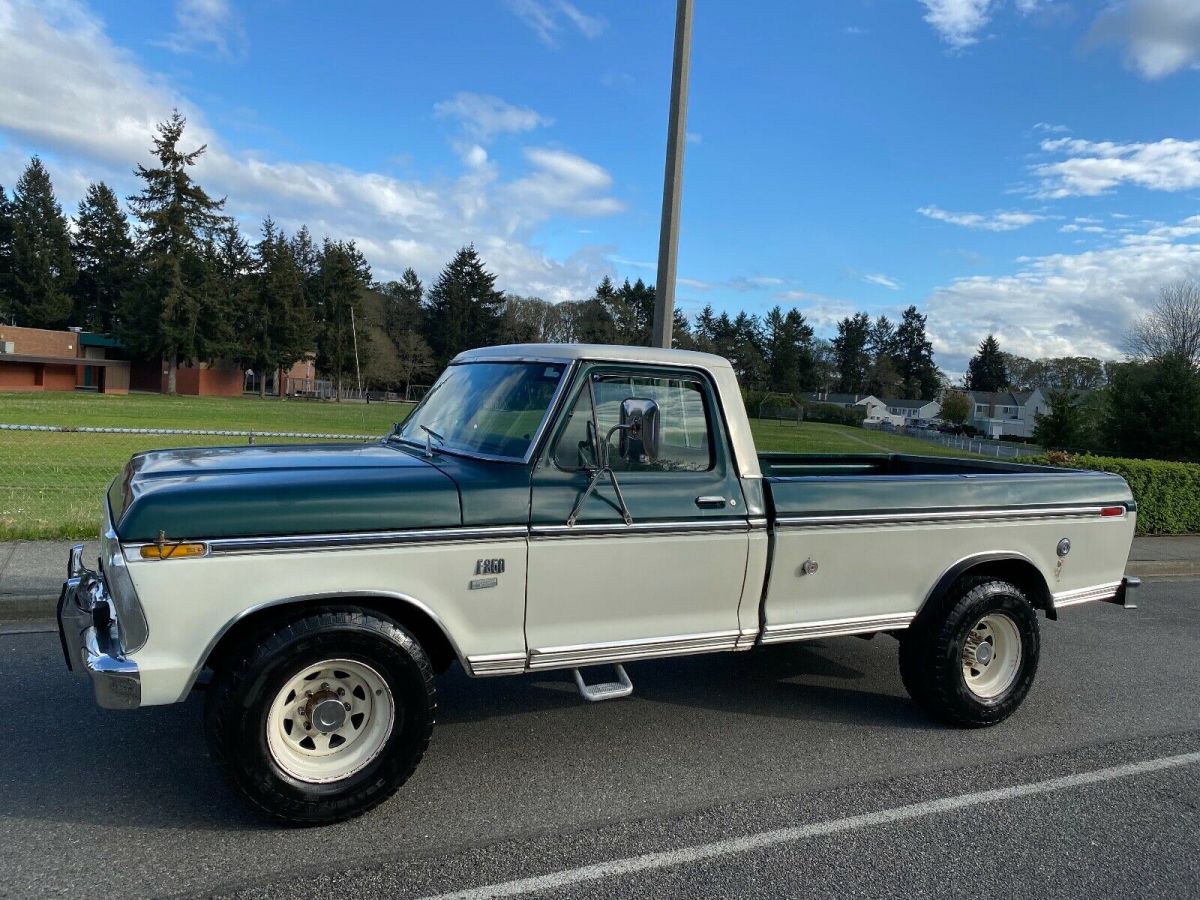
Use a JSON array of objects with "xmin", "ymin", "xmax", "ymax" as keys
[
  {"xmin": 806, "ymin": 391, "xmax": 906, "ymax": 427},
  {"xmin": 878, "ymin": 397, "xmax": 941, "ymax": 426},
  {"xmin": 967, "ymin": 389, "xmax": 1047, "ymax": 439}
]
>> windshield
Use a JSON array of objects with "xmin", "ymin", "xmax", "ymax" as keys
[{"xmin": 396, "ymin": 361, "xmax": 567, "ymax": 460}]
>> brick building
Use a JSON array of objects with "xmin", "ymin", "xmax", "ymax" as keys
[{"xmin": 0, "ymin": 325, "xmax": 130, "ymax": 393}]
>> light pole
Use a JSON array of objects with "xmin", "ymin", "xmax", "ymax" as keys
[{"xmin": 651, "ymin": 0, "xmax": 693, "ymax": 349}]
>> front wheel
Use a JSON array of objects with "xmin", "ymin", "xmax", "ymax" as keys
[
  {"xmin": 899, "ymin": 577, "xmax": 1040, "ymax": 727},
  {"xmin": 204, "ymin": 609, "xmax": 436, "ymax": 825}
]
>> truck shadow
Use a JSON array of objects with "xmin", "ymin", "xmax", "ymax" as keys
[{"xmin": 439, "ymin": 640, "xmax": 926, "ymax": 730}]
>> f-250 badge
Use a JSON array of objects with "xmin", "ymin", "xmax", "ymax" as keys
[{"xmin": 470, "ymin": 558, "xmax": 504, "ymax": 590}]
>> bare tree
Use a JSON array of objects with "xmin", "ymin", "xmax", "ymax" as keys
[{"xmin": 1127, "ymin": 279, "xmax": 1200, "ymax": 369}]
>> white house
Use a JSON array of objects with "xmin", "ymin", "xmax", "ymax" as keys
[
  {"xmin": 806, "ymin": 392, "xmax": 937, "ymax": 428},
  {"xmin": 967, "ymin": 389, "xmax": 1047, "ymax": 439},
  {"xmin": 878, "ymin": 397, "xmax": 941, "ymax": 426}
]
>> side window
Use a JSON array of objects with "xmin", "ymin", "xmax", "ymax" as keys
[{"xmin": 552, "ymin": 372, "xmax": 713, "ymax": 472}]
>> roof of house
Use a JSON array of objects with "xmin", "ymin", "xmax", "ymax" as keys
[
  {"xmin": 968, "ymin": 390, "xmax": 1041, "ymax": 406},
  {"xmin": 804, "ymin": 392, "xmax": 879, "ymax": 405},
  {"xmin": 879, "ymin": 397, "xmax": 937, "ymax": 410}
]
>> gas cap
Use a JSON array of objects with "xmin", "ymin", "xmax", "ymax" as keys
[
  {"xmin": 801, "ymin": 558, "xmax": 819, "ymax": 576},
  {"xmin": 1057, "ymin": 538, "xmax": 1072, "ymax": 558}
]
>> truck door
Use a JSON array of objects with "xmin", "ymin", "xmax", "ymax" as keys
[{"xmin": 525, "ymin": 365, "xmax": 751, "ymax": 670}]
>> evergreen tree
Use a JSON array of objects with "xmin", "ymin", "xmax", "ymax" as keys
[
  {"xmin": 966, "ymin": 334, "xmax": 1009, "ymax": 392},
  {"xmin": 422, "ymin": 245, "xmax": 505, "ymax": 366},
  {"xmin": 833, "ymin": 313, "xmax": 872, "ymax": 394},
  {"xmin": 727, "ymin": 311, "xmax": 767, "ymax": 387},
  {"xmin": 1101, "ymin": 355, "xmax": 1200, "ymax": 460},
  {"xmin": 867, "ymin": 315, "xmax": 897, "ymax": 361},
  {"xmin": 379, "ymin": 267, "xmax": 423, "ymax": 342},
  {"xmin": 72, "ymin": 182, "xmax": 134, "ymax": 333},
  {"xmin": 895, "ymin": 305, "xmax": 941, "ymax": 398},
  {"xmin": 612, "ymin": 277, "xmax": 654, "ymax": 344},
  {"xmin": 316, "ymin": 239, "xmax": 372, "ymax": 397},
  {"xmin": 9, "ymin": 157, "xmax": 76, "ymax": 328},
  {"xmin": 1032, "ymin": 389, "xmax": 1091, "ymax": 451},
  {"xmin": 241, "ymin": 219, "xmax": 311, "ymax": 398},
  {"xmin": 123, "ymin": 111, "xmax": 229, "ymax": 393},
  {"xmin": 207, "ymin": 221, "xmax": 253, "ymax": 362},
  {"xmin": 764, "ymin": 306, "xmax": 816, "ymax": 394},
  {"xmin": 0, "ymin": 184, "xmax": 14, "ymax": 320},
  {"xmin": 671, "ymin": 307, "xmax": 694, "ymax": 350},
  {"xmin": 692, "ymin": 303, "xmax": 718, "ymax": 353}
]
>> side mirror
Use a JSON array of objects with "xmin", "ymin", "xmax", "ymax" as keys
[{"xmin": 619, "ymin": 398, "xmax": 661, "ymax": 462}]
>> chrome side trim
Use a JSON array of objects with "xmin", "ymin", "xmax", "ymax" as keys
[
  {"xmin": 182, "ymin": 525, "xmax": 530, "ymax": 556},
  {"xmin": 528, "ymin": 629, "xmax": 741, "ymax": 670},
  {"xmin": 531, "ymin": 520, "xmax": 750, "ymax": 539},
  {"xmin": 761, "ymin": 612, "xmax": 916, "ymax": 644},
  {"xmin": 734, "ymin": 627, "xmax": 760, "ymax": 650},
  {"xmin": 747, "ymin": 516, "xmax": 769, "ymax": 529},
  {"xmin": 466, "ymin": 652, "xmax": 527, "ymax": 677},
  {"xmin": 1052, "ymin": 581, "xmax": 1123, "ymax": 608},
  {"xmin": 177, "ymin": 589, "xmax": 474, "ymax": 700},
  {"xmin": 776, "ymin": 505, "xmax": 1122, "ymax": 529}
]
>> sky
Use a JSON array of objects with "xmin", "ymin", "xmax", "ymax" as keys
[{"xmin": 1, "ymin": 0, "xmax": 1199, "ymax": 376}]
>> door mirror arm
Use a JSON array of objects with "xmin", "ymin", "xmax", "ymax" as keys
[{"xmin": 566, "ymin": 376, "xmax": 634, "ymax": 527}]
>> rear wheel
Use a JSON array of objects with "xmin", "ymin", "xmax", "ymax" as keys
[
  {"xmin": 205, "ymin": 609, "xmax": 436, "ymax": 825},
  {"xmin": 899, "ymin": 577, "xmax": 1039, "ymax": 727}
]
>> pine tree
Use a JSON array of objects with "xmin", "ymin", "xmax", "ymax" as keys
[
  {"xmin": 422, "ymin": 245, "xmax": 504, "ymax": 366},
  {"xmin": 72, "ymin": 182, "xmax": 134, "ymax": 333},
  {"xmin": 0, "ymin": 185, "xmax": 14, "ymax": 320},
  {"xmin": 10, "ymin": 157, "xmax": 76, "ymax": 328},
  {"xmin": 692, "ymin": 304, "xmax": 718, "ymax": 352},
  {"xmin": 316, "ymin": 239, "xmax": 372, "ymax": 398},
  {"xmin": 966, "ymin": 334, "xmax": 1009, "ymax": 392},
  {"xmin": 833, "ymin": 313, "xmax": 872, "ymax": 394},
  {"xmin": 123, "ymin": 111, "xmax": 229, "ymax": 393},
  {"xmin": 246, "ymin": 220, "xmax": 312, "ymax": 398},
  {"xmin": 895, "ymin": 305, "xmax": 941, "ymax": 399},
  {"xmin": 1032, "ymin": 389, "xmax": 1090, "ymax": 451},
  {"xmin": 764, "ymin": 306, "xmax": 816, "ymax": 395},
  {"xmin": 380, "ymin": 267, "xmax": 423, "ymax": 342}
]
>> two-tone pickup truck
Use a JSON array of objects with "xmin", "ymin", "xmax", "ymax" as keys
[{"xmin": 58, "ymin": 344, "xmax": 1140, "ymax": 824}]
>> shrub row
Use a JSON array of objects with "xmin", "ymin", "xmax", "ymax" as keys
[{"xmin": 1035, "ymin": 452, "xmax": 1200, "ymax": 535}]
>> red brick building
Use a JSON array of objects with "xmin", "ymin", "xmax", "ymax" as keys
[{"xmin": 0, "ymin": 325, "xmax": 130, "ymax": 393}]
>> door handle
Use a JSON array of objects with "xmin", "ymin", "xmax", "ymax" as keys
[{"xmin": 695, "ymin": 496, "xmax": 726, "ymax": 509}]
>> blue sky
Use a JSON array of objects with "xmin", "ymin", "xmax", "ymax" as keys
[{"xmin": 2, "ymin": 0, "xmax": 1199, "ymax": 374}]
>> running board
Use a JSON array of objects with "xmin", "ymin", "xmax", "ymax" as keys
[{"xmin": 572, "ymin": 665, "xmax": 633, "ymax": 702}]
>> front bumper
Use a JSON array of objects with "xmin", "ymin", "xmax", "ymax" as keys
[{"xmin": 57, "ymin": 544, "xmax": 141, "ymax": 709}]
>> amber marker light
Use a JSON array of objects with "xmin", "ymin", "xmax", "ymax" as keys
[{"xmin": 140, "ymin": 542, "xmax": 207, "ymax": 560}]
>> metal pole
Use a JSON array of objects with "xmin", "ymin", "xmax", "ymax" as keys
[{"xmin": 652, "ymin": 0, "xmax": 694, "ymax": 349}]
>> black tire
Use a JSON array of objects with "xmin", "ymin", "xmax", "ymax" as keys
[
  {"xmin": 204, "ymin": 609, "xmax": 436, "ymax": 825},
  {"xmin": 899, "ymin": 576, "xmax": 1040, "ymax": 727}
]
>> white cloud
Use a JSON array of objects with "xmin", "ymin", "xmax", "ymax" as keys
[
  {"xmin": 160, "ymin": 0, "xmax": 246, "ymax": 60},
  {"xmin": 1034, "ymin": 136, "xmax": 1200, "ymax": 197},
  {"xmin": 506, "ymin": 0, "xmax": 606, "ymax": 46},
  {"xmin": 924, "ymin": 214, "xmax": 1200, "ymax": 370},
  {"xmin": 918, "ymin": 204, "xmax": 1045, "ymax": 231},
  {"xmin": 773, "ymin": 290, "xmax": 863, "ymax": 334},
  {"xmin": 1059, "ymin": 223, "xmax": 1108, "ymax": 234},
  {"xmin": 677, "ymin": 277, "xmax": 711, "ymax": 290},
  {"xmin": 861, "ymin": 272, "xmax": 902, "ymax": 290},
  {"xmin": 1032, "ymin": 121, "xmax": 1071, "ymax": 134},
  {"xmin": 1088, "ymin": 0, "xmax": 1200, "ymax": 79},
  {"xmin": 919, "ymin": 0, "xmax": 995, "ymax": 48},
  {"xmin": 433, "ymin": 92, "xmax": 551, "ymax": 142},
  {"xmin": 685, "ymin": 132, "xmax": 702, "ymax": 145},
  {"xmin": 0, "ymin": 0, "xmax": 623, "ymax": 302}
]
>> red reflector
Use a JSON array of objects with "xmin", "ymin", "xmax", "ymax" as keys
[{"xmin": 1100, "ymin": 506, "xmax": 1124, "ymax": 517}]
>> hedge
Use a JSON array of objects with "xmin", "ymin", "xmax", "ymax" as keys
[{"xmin": 1034, "ymin": 453, "xmax": 1200, "ymax": 535}]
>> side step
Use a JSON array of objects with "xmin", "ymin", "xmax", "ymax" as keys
[{"xmin": 572, "ymin": 664, "xmax": 633, "ymax": 702}]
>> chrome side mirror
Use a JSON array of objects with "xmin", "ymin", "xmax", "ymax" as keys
[{"xmin": 619, "ymin": 398, "xmax": 661, "ymax": 462}]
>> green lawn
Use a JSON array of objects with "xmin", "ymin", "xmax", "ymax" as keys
[{"xmin": 0, "ymin": 391, "xmax": 972, "ymax": 540}]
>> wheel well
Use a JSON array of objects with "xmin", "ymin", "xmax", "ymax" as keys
[
  {"xmin": 919, "ymin": 555, "xmax": 1056, "ymax": 623},
  {"xmin": 203, "ymin": 596, "xmax": 461, "ymax": 680}
]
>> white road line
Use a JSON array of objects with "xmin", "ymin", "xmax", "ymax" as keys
[{"xmin": 427, "ymin": 750, "xmax": 1200, "ymax": 900}]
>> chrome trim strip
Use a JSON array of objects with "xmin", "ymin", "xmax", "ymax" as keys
[
  {"xmin": 761, "ymin": 612, "xmax": 916, "ymax": 644},
  {"xmin": 177, "ymin": 525, "xmax": 530, "ymax": 556},
  {"xmin": 467, "ymin": 652, "xmax": 527, "ymax": 677},
  {"xmin": 747, "ymin": 516, "xmax": 769, "ymax": 529},
  {"xmin": 528, "ymin": 629, "xmax": 741, "ymax": 670},
  {"xmin": 1052, "ymin": 581, "xmax": 1123, "ymax": 608},
  {"xmin": 776, "ymin": 505, "xmax": 1121, "ymax": 529},
  {"xmin": 531, "ymin": 520, "xmax": 750, "ymax": 539}
]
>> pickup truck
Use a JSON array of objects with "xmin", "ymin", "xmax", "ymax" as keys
[{"xmin": 58, "ymin": 343, "xmax": 1140, "ymax": 824}]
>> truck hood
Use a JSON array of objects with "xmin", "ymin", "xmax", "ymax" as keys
[{"xmin": 109, "ymin": 442, "xmax": 462, "ymax": 542}]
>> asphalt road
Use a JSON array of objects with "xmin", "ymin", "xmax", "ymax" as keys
[{"xmin": 2, "ymin": 578, "xmax": 1197, "ymax": 899}]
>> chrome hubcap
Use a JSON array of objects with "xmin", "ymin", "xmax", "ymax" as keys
[{"xmin": 962, "ymin": 613, "xmax": 1022, "ymax": 700}]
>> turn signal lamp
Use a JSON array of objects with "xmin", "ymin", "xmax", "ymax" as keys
[{"xmin": 140, "ymin": 542, "xmax": 207, "ymax": 560}]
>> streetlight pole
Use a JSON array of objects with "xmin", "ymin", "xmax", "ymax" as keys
[{"xmin": 651, "ymin": 0, "xmax": 693, "ymax": 349}]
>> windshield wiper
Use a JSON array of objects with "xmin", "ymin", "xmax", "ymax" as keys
[{"xmin": 419, "ymin": 424, "xmax": 446, "ymax": 459}]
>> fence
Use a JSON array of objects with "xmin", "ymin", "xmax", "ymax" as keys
[
  {"xmin": 0, "ymin": 423, "xmax": 382, "ymax": 541},
  {"xmin": 907, "ymin": 429, "xmax": 1045, "ymax": 459}
]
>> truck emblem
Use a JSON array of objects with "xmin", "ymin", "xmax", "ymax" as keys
[{"xmin": 474, "ymin": 558, "xmax": 505, "ymax": 575}]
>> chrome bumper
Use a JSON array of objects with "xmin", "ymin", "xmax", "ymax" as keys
[{"xmin": 57, "ymin": 544, "xmax": 141, "ymax": 710}]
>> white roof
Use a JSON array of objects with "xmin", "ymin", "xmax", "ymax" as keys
[{"xmin": 452, "ymin": 343, "xmax": 734, "ymax": 370}]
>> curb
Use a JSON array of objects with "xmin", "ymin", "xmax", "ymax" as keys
[
  {"xmin": 1126, "ymin": 561, "xmax": 1200, "ymax": 578},
  {"xmin": 0, "ymin": 594, "xmax": 58, "ymax": 622}
]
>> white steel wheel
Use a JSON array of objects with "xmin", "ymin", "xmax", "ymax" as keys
[
  {"xmin": 265, "ymin": 658, "xmax": 395, "ymax": 784},
  {"xmin": 961, "ymin": 613, "xmax": 1023, "ymax": 700}
]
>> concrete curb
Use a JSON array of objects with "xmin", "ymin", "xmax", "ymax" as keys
[{"xmin": 1126, "ymin": 561, "xmax": 1200, "ymax": 578}]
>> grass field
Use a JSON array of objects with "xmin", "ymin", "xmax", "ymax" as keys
[{"xmin": 0, "ymin": 391, "xmax": 972, "ymax": 540}]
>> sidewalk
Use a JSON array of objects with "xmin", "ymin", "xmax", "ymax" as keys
[{"xmin": 3, "ymin": 535, "xmax": 1197, "ymax": 623}]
